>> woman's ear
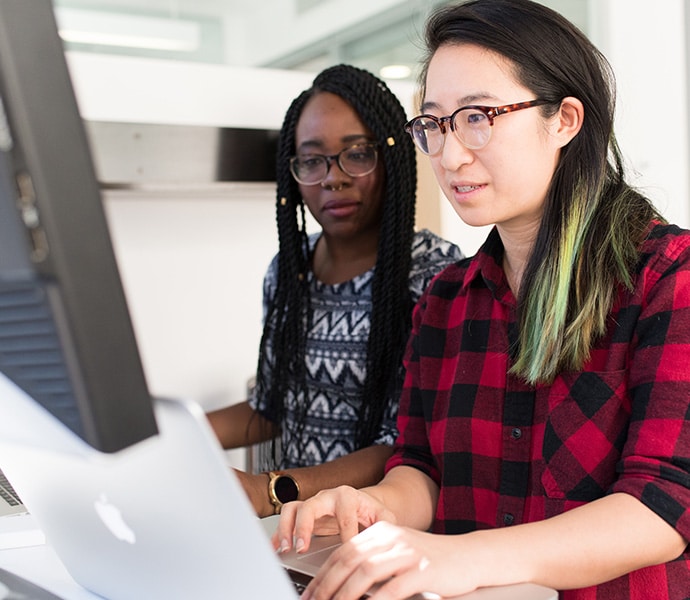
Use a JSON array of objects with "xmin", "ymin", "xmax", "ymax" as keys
[{"xmin": 553, "ymin": 96, "xmax": 584, "ymax": 148}]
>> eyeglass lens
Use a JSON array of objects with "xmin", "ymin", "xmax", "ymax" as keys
[
  {"xmin": 409, "ymin": 108, "xmax": 492, "ymax": 155},
  {"xmin": 290, "ymin": 143, "xmax": 378, "ymax": 185}
]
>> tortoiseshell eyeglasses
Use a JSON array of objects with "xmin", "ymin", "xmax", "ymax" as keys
[{"xmin": 404, "ymin": 99, "xmax": 551, "ymax": 155}]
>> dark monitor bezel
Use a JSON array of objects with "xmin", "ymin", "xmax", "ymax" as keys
[{"xmin": 0, "ymin": 0, "xmax": 158, "ymax": 453}]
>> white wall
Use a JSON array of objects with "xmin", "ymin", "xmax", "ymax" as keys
[
  {"xmin": 101, "ymin": 187, "xmax": 275, "ymax": 411},
  {"xmin": 589, "ymin": 0, "xmax": 689, "ymax": 228}
]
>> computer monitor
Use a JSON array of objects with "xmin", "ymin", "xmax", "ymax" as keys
[{"xmin": 0, "ymin": 0, "xmax": 158, "ymax": 453}]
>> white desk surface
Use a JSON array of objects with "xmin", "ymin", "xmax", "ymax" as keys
[{"xmin": 0, "ymin": 514, "xmax": 558, "ymax": 600}]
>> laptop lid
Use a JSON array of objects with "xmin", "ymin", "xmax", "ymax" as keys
[{"xmin": 0, "ymin": 383, "xmax": 298, "ymax": 600}]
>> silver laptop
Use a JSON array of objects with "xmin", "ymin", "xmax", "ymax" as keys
[
  {"xmin": 0, "ymin": 375, "xmax": 557, "ymax": 600},
  {"xmin": 0, "ymin": 379, "xmax": 299, "ymax": 598}
]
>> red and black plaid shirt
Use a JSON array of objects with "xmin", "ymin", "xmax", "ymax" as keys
[{"xmin": 387, "ymin": 223, "xmax": 690, "ymax": 599}]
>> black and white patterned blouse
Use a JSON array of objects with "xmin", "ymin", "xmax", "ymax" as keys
[{"xmin": 249, "ymin": 229, "xmax": 463, "ymax": 468}]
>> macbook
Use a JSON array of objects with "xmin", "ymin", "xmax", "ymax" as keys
[{"xmin": 0, "ymin": 379, "xmax": 296, "ymax": 599}]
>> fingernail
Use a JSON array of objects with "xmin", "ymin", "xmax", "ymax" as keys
[
  {"xmin": 295, "ymin": 538, "xmax": 305, "ymax": 553},
  {"xmin": 279, "ymin": 538, "xmax": 290, "ymax": 553},
  {"xmin": 300, "ymin": 589, "xmax": 311, "ymax": 600}
]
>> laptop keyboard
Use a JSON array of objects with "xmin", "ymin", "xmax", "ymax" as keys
[
  {"xmin": 286, "ymin": 569, "xmax": 311, "ymax": 594},
  {"xmin": 0, "ymin": 469, "xmax": 22, "ymax": 506},
  {"xmin": 285, "ymin": 569, "xmax": 369, "ymax": 598}
]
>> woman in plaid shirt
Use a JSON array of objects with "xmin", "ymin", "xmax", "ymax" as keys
[{"xmin": 275, "ymin": 1, "xmax": 690, "ymax": 598}]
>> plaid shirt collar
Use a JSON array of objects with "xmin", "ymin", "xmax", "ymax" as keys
[{"xmin": 463, "ymin": 226, "xmax": 514, "ymax": 303}]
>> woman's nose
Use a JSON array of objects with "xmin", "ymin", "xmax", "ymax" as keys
[{"xmin": 439, "ymin": 131, "xmax": 475, "ymax": 172}]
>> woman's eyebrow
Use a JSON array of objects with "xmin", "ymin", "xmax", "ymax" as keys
[
  {"xmin": 420, "ymin": 93, "xmax": 499, "ymax": 113},
  {"xmin": 297, "ymin": 134, "xmax": 370, "ymax": 153},
  {"xmin": 296, "ymin": 140, "xmax": 323, "ymax": 153},
  {"xmin": 420, "ymin": 100, "xmax": 442, "ymax": 113}
]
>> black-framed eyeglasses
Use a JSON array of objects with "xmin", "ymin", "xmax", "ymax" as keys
[
  {"xmin": 404, "ymin": 99, "xmax": 551, "ymax": 155},
  {"xmin": 289, "ymin": 142, "xmax": 379, "ymax": 186}
]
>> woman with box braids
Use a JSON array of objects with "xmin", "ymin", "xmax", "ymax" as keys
[
  {"xmin": 267, "ymin": 64, "xmax": 420, "ymax": 454},
  {"xmin": 207, "ymin": 64, "xmax": 461, "ymax": 518}
]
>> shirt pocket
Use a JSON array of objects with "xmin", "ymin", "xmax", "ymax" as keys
[{"xmin": 540, "ymin": 370, "xmax": 630, "ymax": 503}]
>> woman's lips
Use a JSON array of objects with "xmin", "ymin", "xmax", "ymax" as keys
[
  {"xmin": 450, "ymin": 183, "xmax": 484, "ymax": 201},
  {"xmin": 323, "ymin": 199, "xmax": 359, "ymax": 218}
]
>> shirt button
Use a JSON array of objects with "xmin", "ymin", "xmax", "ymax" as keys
[
  {"xmin": 511, "ymin": 427, "xmax": 522, "ymax": 439},
  {"xmin": 503, "ymin": 513, "xmax": 514, "ymax": 525}
]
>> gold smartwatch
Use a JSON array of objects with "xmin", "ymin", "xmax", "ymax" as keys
[{"xmin": 267, "ymin": 471, "xmax": 300, "ymax": 514}]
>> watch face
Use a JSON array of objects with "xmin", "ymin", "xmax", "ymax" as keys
[{"xmin": 274, "ymin": 475, "xmax": 299, "ymax": 503}]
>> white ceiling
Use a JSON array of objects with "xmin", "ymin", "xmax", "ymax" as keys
[{"xmin": 52, "ymin": 0, "xmax": 589, "ymax": 82}]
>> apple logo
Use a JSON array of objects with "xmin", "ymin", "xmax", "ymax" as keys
[{"xmin": 94, "ymin": 493, "xmax": 136, "ymax": 544}]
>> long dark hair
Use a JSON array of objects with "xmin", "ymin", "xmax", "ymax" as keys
[
  {"xmin": 421, "ymin": 0, "xmax": 661, "ymax": 383},
  {"xmin": 253, "ymin": 64, "xmax": 418, "ymax": 460}
]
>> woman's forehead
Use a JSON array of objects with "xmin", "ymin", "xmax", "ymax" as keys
[
  {"xmin": 424, "ymin": 43, "xmax": 524, "ymax": 108},
  {"xmin": 296, "ymin": 93, "xmax": 371, "ymax": 147}
]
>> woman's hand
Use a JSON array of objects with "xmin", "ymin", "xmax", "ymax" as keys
[
  {"xmin": 273, "ymin": 467, "xmax": 438, "ymax": 554},
  {"xmin": 271, "ymin": 475, "xmax": 475, "ymax": 599},
  {"xmin": 300, "ymin": 521, "xmax": 479, "ymax": 600},
  {"xmin": 272, "ymin": 485, "xmax": 396, "ymax": 553}
]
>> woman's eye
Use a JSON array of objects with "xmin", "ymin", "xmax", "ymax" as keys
[
  {"xmin": 465, "ymin": 111, "xmax": 488, "ymax": 125},
  {"xmin": 300, "ymin": 157, "xmax": 322, "ymax": 169}
]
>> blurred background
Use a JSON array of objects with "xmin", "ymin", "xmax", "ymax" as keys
[
  {"xmin": 47, "ymin": 0, "xmax": 689, "ymax": 467},
  {"xmin": 52, "ymin": 0, "xmax": 587, "ymax": 82}
]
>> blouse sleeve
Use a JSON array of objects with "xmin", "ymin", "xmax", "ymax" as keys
[
  {"xmin": 408, "ymin": 229, "xmax": 463, "ymax": 303},
  {"xmin": 611, "ymin": 227, "xmax": 690, "ymax": 542}
]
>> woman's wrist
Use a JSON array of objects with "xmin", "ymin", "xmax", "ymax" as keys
[{"xmin": 233, "ymin": 469, "xmax": 275, "ymax": 518}]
